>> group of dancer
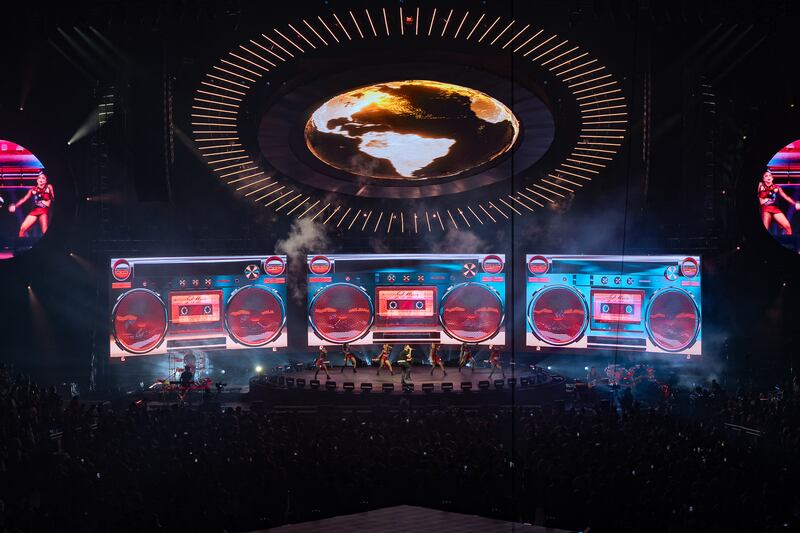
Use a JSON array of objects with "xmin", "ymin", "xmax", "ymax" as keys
[{"xmin": 313, "ymin": 342, "xmax": 506, "ymax": 380}]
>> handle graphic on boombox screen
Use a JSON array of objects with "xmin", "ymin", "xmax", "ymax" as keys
[
  {"xmin": 644, "ymin": 287, "xmax": 701, "ymax": 352},
  {"xmin": 439, "ymin": 282, "xmax": 504, "ymax": 343},
  {"xmin": 224, "ymin": 285, "xmax": 287, "ymax": 347},
  {"xmin": 308, "ymin": 282, "xmax": 374, "ymax": 344},
  {"xmin": 111, "ymin": 288, "xmax": 169, "ymax": 355},
  {"xmin": 527, "ymin": 285, "xmax": 589, "ymax": 346}
]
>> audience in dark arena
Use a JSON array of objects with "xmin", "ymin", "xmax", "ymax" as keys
[{"xmin": 1, "ymin": 363, "xmax": 799, "ymax": 532}]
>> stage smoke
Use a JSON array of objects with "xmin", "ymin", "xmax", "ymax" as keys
[
  {"xmin": 426, "ymin": 227, "xmax": 490, "ymax": 253},
  {"xmin": 276, "ymin": 218, "xmax": 334, "ymax": 305}
]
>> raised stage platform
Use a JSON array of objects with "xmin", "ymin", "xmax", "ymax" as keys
[{"xmin": 248, "ymin": 366, "xmax": 566, "ymax": 406}]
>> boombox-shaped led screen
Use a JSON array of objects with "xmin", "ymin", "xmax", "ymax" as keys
[
  {"xmin": 307, "ymin": 254, "xmax": 506, "ymax": 346},
  {"xmin": 109, "ymin": 255, "xmax": 288, "ymax": 357},
  {"xmin": 525, "ymin": 255, "xmax": 701, "ymax": 355}
]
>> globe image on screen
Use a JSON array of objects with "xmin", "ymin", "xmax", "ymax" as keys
[{"xmin": 304, "ymin": 80, "xmax": 520, "ymax": 181}]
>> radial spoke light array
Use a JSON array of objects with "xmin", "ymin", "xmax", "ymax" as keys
[{"xmin": 192, "ymin": 6, "xmax": 628, "ymax": 235}]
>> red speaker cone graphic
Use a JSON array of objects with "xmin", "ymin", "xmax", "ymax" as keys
[
  {"xmin": 111, "ymin": 289, "xmax": 168, "ymax": 354},
  {"xmin": 528, "ymin": 286, "xmax": 588, "ymax": 346},
  {"xmin": 439, "ymin": 282, "xmax": 504, "ymax": 343},
  {"xmin": 646, "ymin": 288, "xmax": 700, "ymax": 352},
  {"xmin": 308, "ymin": 283, "xmax": 374, "ymax": 344},
  {"xmin": 225, "ymin": 286, "xmax": 286, "ymax": 346}
]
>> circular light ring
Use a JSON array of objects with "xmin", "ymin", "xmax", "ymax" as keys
[
  {"xmin": 112, "ymin": 259, "xmax": 132, "ymax": 281},
  {"xmin": 527, "ymin": 285, "xmax": 588, "ymax": 346},
  {"xmin": 193, "ymin": 7, "xmax": 628, "ymax": 235},
  {"xmin": 225, "ymin": 285, "xmax": 287, "ymax": 346},
  {"xmin": 308, "ymin": 283, "xmax": 374, "ymax": 344},
  {"xmin": 111, "ymin": 289, "xmax": 168, "ymax": 354},
  {"xmin": 439, "ymin": 282, "xmax": 504, "ymax": 343},
  {"xmin": 481, "ymin": 254, "xmax": 504, "ymax": 274},
  {"xmin": 644, "ymin": 288, "xmax": 700, "ymax": 353},
  {"xmin": 308, "ymin": 255, "xmax": 332, "ymax": 275},
  {"xmin": 264, "ymin": 255, "xmax": 286, "ymax": 276},
  {"xmin": 528, "ymin": 255, "xmax": 550, "ymax": 275},
  {"xmin": 680, "ymin": 257, "xmax": 699, "ymax": 278}
]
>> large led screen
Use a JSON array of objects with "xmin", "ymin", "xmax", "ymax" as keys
[
  {"xmin": 0, "ymin": 140, "xmax": 51, "ymax": 260},
  {"xmin": 761, "ymin": 139, "xmax": 800, "ymax": 253},
  {"xmin": 109, "ymin": 255, "xmax": 288, "ymax": 358},
  {"xmin": 307, "ymin": 254, "xmax": 506, "ymax": 346},
  {"xmin": 525, "ymin": 255, "xmax": 701, "ymax": 355}
]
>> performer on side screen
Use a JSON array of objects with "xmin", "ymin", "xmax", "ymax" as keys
[
  {"xmin": 458, "ymin": 343, "xmax": 475, "ymax": 372},
  {"xmin": 8, "ymin": 171, "xmax": 54, "ymax": 238},
  {"xmin": 487, "ymin": 345, "xmax": 505, "ymax": 379},
  {"xmin": 314, "ymin": 345, "xmax": 331, "ymax": 380},
  {"xmin": 429, "ymin": 343, "xmax": 446, "ymax": 377},
  {"xmin": 374, "ymin": 343, "xmax": 394, "ymax": 376},
  {"xmin": 758, "ymin": 170, "xmax": 799, "ymax": 235},
  {"xmin": 341, "ymin": 343, "xmax": 358, "ymax": 373}
]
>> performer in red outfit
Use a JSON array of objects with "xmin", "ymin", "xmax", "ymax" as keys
[
  {"xmin": 314, "ymin": 345, "xmax": 331, "ymax": 379},
  {"xmin": 8, "ymin": 172, "xmax": 54, "ymax": 237},
  {"xmin": 374, "ymin": 343, "xmax": 394, "ymax": 376},
  {"xmin": 488, "ymin": 345, "xmax": 505, "ymax": 379},
  {"xmin": 429, "ymin": 343, "xmax": 446, "ymax": 377},
  {"xmin": 758, "ymin": 171, "xmax": 799, "ymax": 235},
  {"xmin": 458, "ymin": 343, "xmax": 475, "ymax": 372},
  {"xmin": 341, "ymin": 343, "xmax": 358, "ymax": 373}
]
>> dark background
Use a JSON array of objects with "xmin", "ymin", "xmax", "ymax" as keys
[{"xmin": 0, "ymin": 0, "xmax": 797, "ymax": 389}]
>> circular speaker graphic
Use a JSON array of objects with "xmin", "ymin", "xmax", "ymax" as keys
[
  {"xmin": 308, "ymin": 283, "xmax": 374, "ymax": 344},
  {"xmin": 111, "ymin": 289, "xmax": 168, "ymax": 354},
  {"xmin": 527, "ymin": 285, "xmax": 588, "ymax": 346},
  {"xmin": 645, "ymin": 288, "xmax": 700, "ymax": 352},
  {"xmin": 225, "ymin": 286, "xmax": 286, "ymax": 347},
  {"xmin": 439, "ymin": 282, "xmax": 504, "ymax": 343}
]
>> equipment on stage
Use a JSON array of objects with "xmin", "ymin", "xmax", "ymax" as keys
[
  {"xmin": 306, "ymin": 254, "xmax": 506, "ymax": 346},
  {"xmin": 525, "ymin": 255, "xmax": 702, "ymax": 355},
  {"xmin": 109, "ymin": 255, "xmax": 288, "ymax": 357}
]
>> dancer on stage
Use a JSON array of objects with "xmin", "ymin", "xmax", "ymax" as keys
[
  {"xmin": 8, "ymin": 172, "xmax": 54, "ymax": 238},
  {"xmin": 374, "ymin": 343, "xmax": 394, "ymax": 376},
  {"xmin": 429, "ymin": 343, "xmax": 446, "ymax": 377},
  {"xmin": 398, "ymin": 344, "xmax": 413, "ymax": 384},
  {"xmin": 458, "ymin": 343, "xmax": 475, "ymax": 372},
  {"xmin": 758, "ymin": 170, "xmax": 799, "ymax": 235},
  {"xmin": 341, "ymin": 343, "xmax": 358, "ymax": 373},
  {"xmin": 314, "ymin": 345, "xmax": 331, "ymax": 380},
  {"xmin": 487, "ymin": 345, "xmax": 505, "ymax": 379}
]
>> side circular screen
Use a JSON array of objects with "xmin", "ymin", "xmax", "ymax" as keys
[
  {"xmin": 760, "ymin": 139, "xmax": 800, "ymax": 252},
  {"xmin": 0, "ymin": 140, "xmax": 52, "ymax": 260},
  {"xmin": 439, "ymin": 282, "xmax": 504, "ymax": 343},
  {"xmin": 308, "ymin": 283, "xmax": 374, "ymax": 344},
  {"xmin": 111, "ymin": 289, "xmax": 168, "ymax": 354},
  {"xmin": 225, "ymin": 286, "xmax": 286, "ymax": 346}
]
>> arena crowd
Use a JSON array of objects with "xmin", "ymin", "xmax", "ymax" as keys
[{"xmin": 1, "ymin": 363, "xmax": 798, "ymax": 532}]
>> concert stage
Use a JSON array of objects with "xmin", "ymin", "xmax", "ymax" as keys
[{"xmin": 248, "ymin": 366, "xmax": 566, "ymax": 407}]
